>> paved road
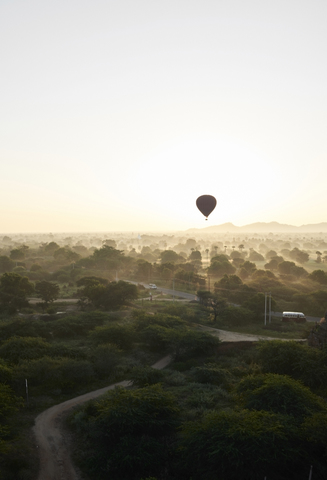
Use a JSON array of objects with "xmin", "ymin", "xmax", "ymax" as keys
[
  {"xmin": 29, "ymin": 282, "xmax": 322, "ymax": 323},
  {"xmin": 129, "ymin": 281, "xmax": 198, "ymax": 301}
]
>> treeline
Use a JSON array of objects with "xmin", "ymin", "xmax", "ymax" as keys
[{"xmin": 2, "ymin": 234, "xmax": 327, "ymax": 317}]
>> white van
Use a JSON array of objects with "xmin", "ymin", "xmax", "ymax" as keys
[
  {"xmin": 149, "ymin": 284, "xmax": 157, "ymax": 289},
  {"xmin": 282, "ymin": 311, "xmax": 306, "ymax": 323}
]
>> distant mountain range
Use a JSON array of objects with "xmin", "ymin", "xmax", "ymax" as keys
[{"xmin": 186, "ymin": 222, "xmax": 327, "ymax": 233}]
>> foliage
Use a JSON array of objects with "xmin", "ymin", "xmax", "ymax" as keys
[
  {"xmin": 309, "ymin": 269, "xmax": 327, "ymax": 284},
  {"xmin": 207, "ymin": 254, "xmax": 236, "ymax": 277},
  {"xmin": 214, "ymin": 274, "xmax": 255, "ymax": 304},
  {"xmin": 234, "ymin": 373, "xmax": 327, "ymax": 419},
  {"xmin": 160, "ymin": 250, "xmax": 184, "ymax": 264},
  {"xmin": 219, "ymin": 305, "xmax": 254, "ymax": 326},
  {"xmin": 14, "ymin": 356, "xmax": 95, "ymax": 391},
  {"xmin": 90, "ymin": 344, "xmax": 122, "ymax": 378},
  {"xmin": 91, "ymin": 245, "xmax": 129, "ymax": 270},
  {"xmin": 89, "ymin": 324, "xmax": 134, "ymax": 350},
  {"xmin": 134, "ymin": 260, "xmax": 152, "ymax": 281},
  {"xmin": 35, "ymin": 280, "xmax": 60, "ymax": 306},
  {"xmin": 189, "ymin": 363, "xmax": 232, "ymax": 388},
  {"xmin": 0, "ymin": 256, "xmax": 14, "ymax": 273},
  {"xmin": 9, "ymin": 248, "xmax": 25, "ymax": 261},
  {"xmin": 70, "ymin": 384, "xmax": 180, "ymax": 479},
  {"xmin": 0, "ymin": 336, "xmax": 52, "ymax": 364},
  {"xmin": 132, "ymin": 311, "xmax": 186, "ymax": 331},
  {"xmin": 289, "ymin": 247, "xmax": 309, "ymax": 264},
  {"xmin": 178, "ymin": 409, "xmax": 301, "ymax": 480},
  {"xmin": 0, "ymin": 272, "xmax": 34, "ymax": 312},
  {"xmin": 243, "ymin": 293, "xmax": 276, "ymax": 322},
  {"xmin": 255, "ymin": 340, "xmax": 327, "ymax": 390},
  {"xmin": 174, "ymin": 268, "xmax": 206, "ymax": 287},
  {"xmin": 78, "ymin": 280, "xmax": 138, "ymax": 310},
  {"xmin": 0, "ymin": 383, "xmax": 23, "ymax": 454},
  {"xmin": 129, "ymin": 365, "xmax": 165, "ymax": 387}
]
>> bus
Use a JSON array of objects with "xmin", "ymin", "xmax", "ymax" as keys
[{"xmin": 282, "ymin": 311, "xmax": 306, "ymax": 323}]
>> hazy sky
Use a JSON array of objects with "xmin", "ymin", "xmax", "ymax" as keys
[{"xmin": 1, "ymin": 0, "xmax": 327, "ymax": 233}]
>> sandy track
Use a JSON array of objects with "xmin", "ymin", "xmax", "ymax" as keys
[
  {"xmin": 197, "ymin": 324, "xmax": 305, "ymax": 343},
  {"xmin": 33, "ymin": 355, "xmax": 172, "ymax": 480}
]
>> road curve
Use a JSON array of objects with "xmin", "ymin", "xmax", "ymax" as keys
[
  {"xmin": 33, "ymin": 355, "xmax": 172, "ymax": 480},
  {"xmin": 197, "ymin": 324, "xmax": 306, "ymax": 343}
]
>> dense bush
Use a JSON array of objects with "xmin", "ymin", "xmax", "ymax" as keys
[
  {"xmin": 0, "ymin": 336, "xmax": 52, "ymax": 364},
  {"xmin": 89, "ymin": 324, "xmax": 134, "ymax": 350},
  {"xmin": 14, "ymin": 356, "xmax": 95, "ymax": 392},
  {"xmin": 255, "ymin": 340, "xmax": 327, "ymax": 391},
  {"xmin": 178, "ymin": 409, "xmax": 305, "ymax": 480},
  {"xmin": 70, "ymin": 384, "xmax": 180, "ymax": 479},
  {"xmin": 235, "ymin": 373, "xmax": 327, "ymax": 419}
]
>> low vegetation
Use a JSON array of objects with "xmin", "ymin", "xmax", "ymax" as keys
[{"xmin": 0, "ymin": 232, "xmax": 327, "ymax": 478}]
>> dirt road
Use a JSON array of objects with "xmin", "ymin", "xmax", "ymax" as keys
[
  {"xmin": 196, "ymin": 324, "xmax": 305, "ymax": 343},
  {"xmin": 33, "ymin": 355, "xmax": 172, "ymax": 480}
]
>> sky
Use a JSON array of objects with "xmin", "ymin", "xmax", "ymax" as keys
[{"xmin": 1, "ymin": 0, "xmax": 327, "ymax": 233}]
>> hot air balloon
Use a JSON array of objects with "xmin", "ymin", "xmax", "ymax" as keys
[{"xmin": 196, "ymin": 195, "xmax": 217, "ymax": 220}]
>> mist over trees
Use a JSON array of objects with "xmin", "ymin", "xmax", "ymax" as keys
[{"xmin": 1, "ymin": 229, "xmax": 327, "ymax": 317}]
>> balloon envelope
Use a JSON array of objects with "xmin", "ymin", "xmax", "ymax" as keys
[{"xmin": 196, "ymin": 195, "xmax": 217, "ymax": 218}]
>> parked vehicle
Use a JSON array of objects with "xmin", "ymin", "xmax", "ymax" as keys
[
  {"xmin": 282, "ymin": 311, "xmax": 306, "ymax": 323},
  {"xmin": 149, "ymin": 283, "xmax": 157, "ymax": 289}
]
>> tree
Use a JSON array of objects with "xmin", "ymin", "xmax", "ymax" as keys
[
  {"xmin": 9, "ymin": 248, "xmax": 25, "ymax": 261},
  {"xmin": 0, "ymin": 384, "xmax": 23, "ymax": 454},
  {"xmin": 178, "ymin": 409, "xmax": 303, "ymax": 480},
  {"xmin": 309, "ymin": 269, "xmax": 327, "ymax": 285},
  {"xmin": 256, "ymin": 339, "xmax": 327, "ymax": 390},
  {"xmin": 188, "ymin": 249, "xmax": 202, "ymax": 266},
  {"xmin": 235, "ymin": 373, "xmax": 327, "ymax": 419},
  {"xmin": 243, "ymin": 293, "xmax": 276, "ymax": 322},
  {"xmin": 53, "ymin": 247, "xmax": 81, "ymax": 264},
  {"xmin": 134, "ymin": 259, "xmax": 152, "ymax": 281},
  {"xmin": 240, "ymin": 260, "xmax": 256, "ymax": 275},
  {"xmin": 79, "ymin": 280, "xmax": 138, "ymax": 310},
  {"xmin": 0, "ymin": 272, "xmax": 34, "ymax": 312},
  {"xmin": 43, "ymin": 241, "xmax": 60, "ymax": 255},
  {"xmin": 91, "ymin": 245, "xmax": 127, "ymax": 270},
  {"xmin": 102, "ymin": 239, "xmax": 117, "ymax": 248},
  {"xmin": 0, "ymin": 256, "xmax": 14, "ymax": 273},
  {"xmin": 70, "ymin": 384, "xmax": 180, "ymax": 479},
  {"xmin": 290, "ymin": 264, "xmax": 308, "ymax": 278},
  {"xmin": 248, "ymin": 250, "xmax": 265, "ymax": 262},
  {"xmin": 265, "ymin": 249, "xmax": 277, "ymax": 259},
  {"xmin": 289, "ymin": 247, "xmax": 309, "ymax": 264},
  {"xmin": 0, "ymin": 336, "xmax": 52, "ymax": 364},
  {"xmin": 160, "ymin": 250, "xmax": 184, "ymax": 264},
  {"xmin": 207, "ymin": 255, "xmax": 236, "ymax": 277},
  {"xmin": 35, "ymin": 281, "xmax": 60, "ymax": 307},
  {"xmin": 89, "ymin": 324, "xmax": 134, "ymax": 350},
  {"xmin": 278, "ymin": 260, "xmax": 296, "ymax": 275}
]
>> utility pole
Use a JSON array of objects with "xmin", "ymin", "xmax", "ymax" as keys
[
  {"xmin": 25, "ymin": 379, "xmax": 29, "ymax": 407},
  {"xmin": 308, "ymin": 465, "xmax": 313, "ymax": 480}
]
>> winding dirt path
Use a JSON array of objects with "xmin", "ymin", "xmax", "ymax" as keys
[{"xmin": 33, "ymin": 355, "xmax": 172, "ymax": 480}]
